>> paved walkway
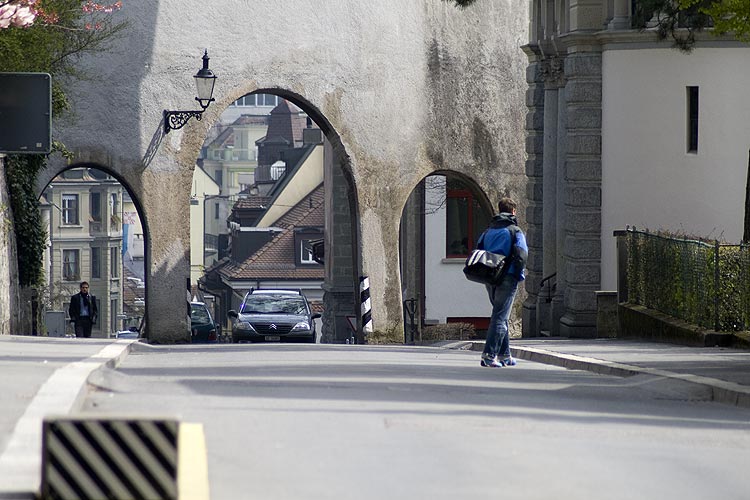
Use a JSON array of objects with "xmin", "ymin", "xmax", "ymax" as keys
[{"xmin": 443, "ymin": 338, "xmax": 750, "ymax": 409}]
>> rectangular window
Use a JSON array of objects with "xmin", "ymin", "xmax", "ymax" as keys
[
  {"xmin": 445, "ymin": 185, "xmax": 490, "ymax": 258},
  {"xmin": 258, "ymin": 93, "xmax": 277, "ymax": 106},
  {"xmin": 687, "ymin": 86, "xmax": 699, "ymax": 153},
  {"xmin": 301, "ymin": 240, "xmax": 315, "ymax": 264},
  {"xmin": 61, "ymin": 194, "xmax": 79, "ymax": 225},
  {"xmin": 91, "ymin": 247, "xmax": 101, "ymax": 279},
  {"xmin": 110, "ymin": 246, "xmax": 119, "ymax": 278},
  {"xmin": 215, "ymin": 169, "xmax": 223, "ymax": 186},
  {"xmin": 62, "ymin": 249, "xmax": 80, "ymax": 281},
  {"xmin": 90, "ymin": 192, "xmax": 101, "ymax": 222},
  {"xmin": 214, "ymin": 202, "xmax": 220, "ymax": 220}
]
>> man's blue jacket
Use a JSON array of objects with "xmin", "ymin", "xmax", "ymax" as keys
[{"xmin": 477, "ymin": 213, "xmax": 528, "ymax": 281}]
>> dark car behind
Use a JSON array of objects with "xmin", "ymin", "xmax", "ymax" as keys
[
  {"xmin": 191, "ymin": 302, "xmax": 219, "ymax": 343},
  {"xmin": 228, "ymin": 290, "xmax": 320, "ymax": 343}
]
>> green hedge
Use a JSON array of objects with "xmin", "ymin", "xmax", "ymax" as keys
[{"xmin": 625, "ymin": 229, "xmax": 750, "ymax": 332}]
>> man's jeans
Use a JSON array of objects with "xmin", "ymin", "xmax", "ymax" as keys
[{"xmin": 482, "ymin": 276, "xmax": 519, "ymax": 360}]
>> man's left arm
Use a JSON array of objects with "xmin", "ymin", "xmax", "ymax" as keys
[
  {"xmin": 514, "ymin": 230, "xmax": 528, "ymax": 268},
  {"xmin": 91, "ymin": 296, "xmax": 98, "ymax": 323}
]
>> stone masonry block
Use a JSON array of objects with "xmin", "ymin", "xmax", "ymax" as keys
[
  {"xmin": 526, "ymin": 110, "xmax": 544, "ymax": 130},
  {"xmin": 526, "ymin": 180, "xmax": 543, "ymax": 202},
  {"xmin": 567, "ymin": 134, "xmax": 601, "ymax": 156},
  {"xmin": 564, "ymin": 235, "xmax": 601, "ymax": 260},
  {"xmin": 525, "ymin": 203, "xmax": 544, "ymax": 225},
  {"xmin": 525, "ymin": 156, "xmax": 544, "ymax": 177},
  {"xmin": 564, "ymin": 53, "xmax": 603, "ymax": 77},
  {"xmin": 566, "ymin": 159, "xmax": 601, "ymax": 181},
  {"xmin": 565, "ymin": 81, "xmax": 601, "ymax": 104},
  {"xmin": 526, "ymin": 86, "xmax": 545, "ymax": 108},
  {"xmin": 526, "ymin": 62, "xmax": 543, "ymax": 84},
  {"xmin": 566, "ymin": 211, "xmax": 601, "ymax": 233},
  {"xmin": 566, "ymin": 261, "xmax": 601, "ymax": 285},
  {"xmin": 526, "ymin": 134, "xmax": 545, "ymax": 155},
  {"xmin": 565, "ymin": 287, "xmax": 598, "ymax": 312},
  {"xmin": 567, "ymin": 107, "xmax": 601, "ymax": 129},
  {"xmin": 566, "ymin": 185, "xmax": 601, "ymax": 207}
]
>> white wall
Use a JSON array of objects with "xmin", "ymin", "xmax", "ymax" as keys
[
  {"xmin": 601, "ymin": 47, "xmax": 750, "ymax": 289},
  {"xmin": 423, "ymin": 176, "xmax": 490, "ymax": 323}
]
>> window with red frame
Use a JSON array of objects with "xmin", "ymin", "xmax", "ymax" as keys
[{"xmin": 445, "ymin": 179, "xmax": 490, "ymax": 258}]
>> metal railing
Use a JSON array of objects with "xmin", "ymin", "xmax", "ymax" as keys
[{"xmin": 615, "ymin": 227, "xmax": 750, "ymax": 332}]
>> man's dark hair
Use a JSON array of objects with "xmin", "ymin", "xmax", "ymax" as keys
[
  {"xmin": 497, "ymin": 197, "xmax": 517, "ymax": 214},
  {"xmin": 80, "ymin": 281, "xmax": 89, "ymax": 288}
]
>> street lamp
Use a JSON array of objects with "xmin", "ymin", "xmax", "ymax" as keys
[{"xmin": 163, "ymin": 50, "xmax": 217, "ymax": 134}]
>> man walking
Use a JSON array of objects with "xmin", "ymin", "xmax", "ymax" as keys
[
  {"xmin": 68, "ymin": 281, "xmax": 98, "ymax": 338},
  {"xmin": 479, "ymin": 197, "xmax": 527, "ymax": 367}
]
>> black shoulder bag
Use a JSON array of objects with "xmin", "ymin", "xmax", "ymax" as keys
[{"xmin": 462, "ymin": 226, "xmax": 517, "ymax": 286}]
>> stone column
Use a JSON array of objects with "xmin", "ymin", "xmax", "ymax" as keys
[
  {"xmin": 558, "ymin": 38, "xmax": 602, "ymax": 338},
  {"xmin": 521, "ymin": 44, "xmax": 546, "ymax": 337},
  {"xmin": 321, "ymin": 140, "xmax": 358, "ymax": 343},
  {"xmin": 552, "ymin": 73, "xmax": 568, "ymax": 336},
  {"xmin": 536, "ymin": 57, "xmax": 559, "ymax": 335},
  {"xmin": 608, "ymin": 0, "xmax": 631, "ymax": 30}
]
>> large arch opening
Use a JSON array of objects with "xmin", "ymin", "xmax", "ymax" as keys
[
  {"xmin": 399, "ymin": 171, "xmax": 494, "ymax": 343},
  {"xmin": 193, "ymin": 89, "xmax": 361, "ymax": 344},
  {"xmin": 36, "ymin": 163, "xmax": 149, "ymax": 339}
]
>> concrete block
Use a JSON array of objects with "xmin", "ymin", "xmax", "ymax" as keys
[
  {"xmin": 41, "ymin": 417, "xmax": 209, "ymax": 500},
  {"xmin": 596, "ymin": 291, "xmax": 618, "ymax": 338}
]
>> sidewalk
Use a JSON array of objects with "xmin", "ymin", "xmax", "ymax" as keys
[{"xmin": 444, "ymin": 337, "xmax": 750, "ymax": 409}]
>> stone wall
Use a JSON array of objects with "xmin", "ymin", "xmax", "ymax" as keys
[
  {"xmin": 32, "ymin": 0, "xmax": 528, "ymax": 343},
  {"xmin": 0, "ymin": 155, "xmax": 18, "ymax": 335}
]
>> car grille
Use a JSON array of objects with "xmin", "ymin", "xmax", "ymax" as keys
[{"xmin": 251, "ymin": 322, "xmax": 297, "ymax": 336}]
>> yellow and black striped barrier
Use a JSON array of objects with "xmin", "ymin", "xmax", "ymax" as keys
[{"xmin": 40, "ymin": 417, "xmax": 209, "ymax": 500}]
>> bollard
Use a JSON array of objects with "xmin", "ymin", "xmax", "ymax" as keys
[{"xmin": 359, "ymin": 276, "xmax": 372, "ymax": 335}]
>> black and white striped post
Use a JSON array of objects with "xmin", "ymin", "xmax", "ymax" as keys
[{"xmin": 359, "ymin": 276, "xmax": 373, "ymax": 338}]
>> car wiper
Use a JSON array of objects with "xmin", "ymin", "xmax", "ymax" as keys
[{"xmin": 241, "ymin": 309, "xmax": 264, "ymax": 314}]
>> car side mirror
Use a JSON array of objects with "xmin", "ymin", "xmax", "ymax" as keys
[
  {"xmin": 312, "ymin": 313, "xmax": 321, "ymax": 320},
  {"xmin": 228, "ymin": 310, "xmax": 238, "ymax": 319}
]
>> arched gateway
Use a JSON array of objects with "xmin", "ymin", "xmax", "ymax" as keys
[{"xmin": 31, "ymin": 0, "xmax": 528, "ymax": 343}]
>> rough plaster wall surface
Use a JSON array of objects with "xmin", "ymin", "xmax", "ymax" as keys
[{"xmin": 40, "ymin": 0, "xmax": 528, "ymax": 340}]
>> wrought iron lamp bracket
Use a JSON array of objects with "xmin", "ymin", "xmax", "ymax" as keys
[{"xmin": 164, "ymin": 106, "xmax": 210, "ymax": 134}]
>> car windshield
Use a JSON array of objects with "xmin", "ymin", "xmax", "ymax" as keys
[
  {"xmin": 241, "ymin": 295, "xmax": 308, "ymax": 315},
  {"xmin": 191, "ymin": 304, "xmax": 212, "ymax": 324}
]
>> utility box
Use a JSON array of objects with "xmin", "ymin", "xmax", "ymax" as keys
[{"xmin": 45, "ymin": 311, "xmax": 67, "ymax": 337}]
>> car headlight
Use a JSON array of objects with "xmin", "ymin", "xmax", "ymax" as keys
[
  {"xmin": 235, "ymin": 321, "xmax": 256, "ymax": 332},
  {"xmin": 291, "ymin": 321, "xmax": 310, "ymax": 331}
]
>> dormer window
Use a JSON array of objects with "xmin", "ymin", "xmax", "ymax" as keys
[{"xmin": 294, "ymin": 228, "xmax": 323, "ymax": 266}]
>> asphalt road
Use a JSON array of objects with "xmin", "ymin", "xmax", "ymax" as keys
[{"xmin": 78, "ymin": 343, "xmax": 750, "ymax": 500}]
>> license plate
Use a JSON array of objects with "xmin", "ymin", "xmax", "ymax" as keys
[{"xmin": 265, "ymin": 336, "xmax": 281, "ymax": 341}]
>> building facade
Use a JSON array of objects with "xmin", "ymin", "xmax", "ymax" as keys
[
  {"xmin": 40, "ymin": 168, "xmax": 124, "ymax": 337},
  {"xmin": 523, "ymin": 0, "xmax": 750, "ymax": 338}
]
